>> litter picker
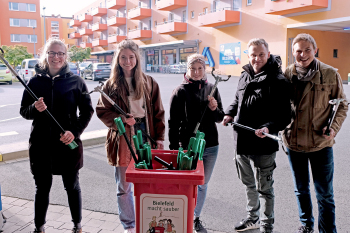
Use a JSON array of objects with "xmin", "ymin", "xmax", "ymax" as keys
[
  {"xmin": 231, "ymin": 122, "xmax": 282, "ymax": 141},
  {"xmin": 325, "ymin": 98, "xmax": 346, "ymax": 136}
]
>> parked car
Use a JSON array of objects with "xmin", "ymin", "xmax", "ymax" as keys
[
  {"xmin": 18, "ymin": 59, "xmax": 39, "ymax": 82},
  {"xmin": 78, "ymin": 62, "xmax": 92, "ymax": 77},
  {"xmin": 0, "ymin": 64, "xmax": 12, "ymax": 85},
  {"xmin": 69, "ymin": 63, "xmax": 79, "ymax": 75},
  {"xmin": 169, "ymin": 64, "xmax": 187, "ymax": 74},
  {"xmin": 83, "ymin": 63, "xmax": 111, "ymax": 81}
]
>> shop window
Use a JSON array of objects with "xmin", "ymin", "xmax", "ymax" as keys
[
  {"xmin": 180, "ymin": 47, "xmax": 197, "ymax": 62},
  {"xmin": 162, "ymin": 49, "xmax": 176, "ymax": 65},
  {"xmin": 333, "ymin": 49, "xmax": 338, "ymax": 58}
]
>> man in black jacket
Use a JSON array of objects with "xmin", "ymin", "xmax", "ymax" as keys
[{"xmin": 222, "ymin": 38, "xmax": 291, "ymax": 233}]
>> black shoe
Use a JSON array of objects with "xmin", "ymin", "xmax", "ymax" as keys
[
  {"xmin": 32, "ymin": 229, "xmax": 45, "ymax": 233},
  {"xmin": 194, "ymin": 217, "xmax": 207, "ymax": 233},
  {"xmin": 296, "ymin": 225, "xmax": 314, "ymax": 233},
  {"xmin": 72, "ymin": 227, "xmax": 82, "ymax": 233},
  {"xmin": 234, "ymin": 217, "xmax": 260, "ymax": 232}
]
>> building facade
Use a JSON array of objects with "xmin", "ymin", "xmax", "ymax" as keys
[
  {"xmin": 0, "ymin": 0, "xmax": 42, "ymax": 57},
  {"xmin": 41, "ymin": 15, "xmax": 76, "ymax": 49},
  {"xmin": 71, "ymin": 0, "xmax": 350, "ymax": 82}
]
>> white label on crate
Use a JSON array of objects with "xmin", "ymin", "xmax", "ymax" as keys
[{"xmin": 140, "ymin": 193, "xmax": 188, "ymax": 233}]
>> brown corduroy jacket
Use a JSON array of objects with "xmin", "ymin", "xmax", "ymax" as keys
[
  {"xmin": 96, "ymin": 74, "xmax": 165, "ymax": 167},
  {"xmin": 282, "ymin": 60, "xmax": 348, "ymax": 152}
]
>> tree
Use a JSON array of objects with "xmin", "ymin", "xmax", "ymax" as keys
[
  {"xmin": 69, "ymin": 45, "xmax": 91, "ymax": 63},
  {"xmin": 0, "ymin": 45, "xmax": 33, "ymax": 67}
]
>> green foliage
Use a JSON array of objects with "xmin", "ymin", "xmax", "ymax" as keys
[
  {"xmin": 69, "ymin": 45, "xmax": 91, "ymax": 63},
  {"xmin": 0, "ymin": 45, "xmax": 33, "ymax": 67}
]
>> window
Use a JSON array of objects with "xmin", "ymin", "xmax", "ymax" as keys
[
  {"xmin": 51, "ymin": 21, "xmax": 59, "ymax": 27},
  {"xmin": 11, "ymin": 34, "xmax": 20, "ymax": 42},
  {"xmin": 10, "ymin": 18, "xmax": 20, "ymax": 27},
  {"xmin": 333, "ymin": 49, "xmax": 338, "ymax": 58},
  {"xmin": 68, "ymin": 33, "xmax": 70, "ymax": 38},
  {"xmin": 28, "ymin": 19, "xmax": 37, "ymax": 27},
  {"xmin": 191, "ymin": 11, "xmax": 194, "ymax": 19},
  {"xmin": 27, "ymin": 4, "xmax": 36, "ymax": 12},
  {"xmin": 27, "ymin": 35, "xmax": 37, "ymax": 43},
  {"xmin": 51, "ymin": 34, "xmax": 59, "ymax": 39},
  {"xmin": 9, "ymin": 2, "xmax": 19, "ymax": 11},
  {"xmin": 182, "ymin": 10, "xmax": 186, "ymax": 22},
  {"xmin": 204, "ymin": 8, "xmax": 208, "ymax": 15},
  {"xmin": 67, "ymin": 23, "xmax": 73, "ymax": 29},
  {"xmin": 100, "ymin": 2, "xmax": 103, "ymax": 7},
  {"xmin": 247, "ymin": 0, "xmax": 252, "ymax": 6},
  {"xmin": 154, "ymin": 21, "xmax": 157, "ymax": 27},
  {"xmin": 154, "ymin": 0, "xmax": 157, "ymax": 5}
]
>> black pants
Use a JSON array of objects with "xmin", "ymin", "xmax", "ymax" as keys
[{"xmin": 33, "ymin": 170, "xmax": 82, "ymax": 228}]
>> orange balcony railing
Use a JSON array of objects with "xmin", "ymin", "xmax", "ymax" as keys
[
  {"xmin": 128, "ymin": 7, "xmax": 152, "ymax": 20},
  {"xmin": 198, "ymin": 8, "xmax": 240, "ymax": 27},
  {"xmin": 70, "ymin": 20, "xmax": 81, "ymax": 27},
  {"xmin": 156, "ymin": 0, "xmax": 187, "ymax": 11},
  {"xmin": 156, "ymin": 21, "xmax": 187, "ymax": 34},
  {"xmin": 70, "ymin": 32, "xmax": 81, "ymax": 39},
  {"xmin": 108, "ymin": 35, "xmax": 127, "ymax": 43},
  {"xmin": 80, "ymin": 28, "xmax": 93, "ymax": 35},
  {"xmin": 92, "ymin": 23, "xmax": 108, "ymax": 31},
  {"xmin": 107, "ymin": 0, "xmax": 126, "ymax": 9},
  {"xmin": 80, "ymin": 14, "xmax": 93, "ymax": 22},
  {"xmin": 128, "ymin": 29, "xmax": 152, "ymax": 40},
  {"xmin": 91, "ymin": 7, "xmax": 107, "ymax": 17},
  {"xmin": 80, "ymin": 42, "xmax": 92, "ymax": 48},
  {"xmin": 265, "ymin": 0, "xmax": 328, "ymax": 15},
  {"xmin": 92, "ymin": 39, "xmax": 108, "ymax": 47},
  {"xmin": 107, "ymin": 16, "xmax": 127, "ymax": 26}
]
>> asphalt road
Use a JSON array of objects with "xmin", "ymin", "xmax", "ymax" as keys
[{"xmin": 1, "ymin": 73, "xmax": 350, "ymax": 233}]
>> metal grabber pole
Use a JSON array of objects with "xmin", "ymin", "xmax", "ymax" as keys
[{"xmin": 0, "ymin": 48, "xmax": 78, "ymax": 149}]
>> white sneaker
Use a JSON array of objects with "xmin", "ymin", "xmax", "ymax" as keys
[{"xmin": 124, "ymin": 228, "xmax": 136, "ymax": 233}]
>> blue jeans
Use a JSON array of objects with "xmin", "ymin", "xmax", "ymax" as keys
[
  {"xmin": 287, "ymin": 147, "xmax": 336, "ymax": 233},
  {"xmin": 194, "ymin": 145, "xmax": 219, "ymax": 217},
  {"xmin": 235, "ymin": 152, "xmax": 276, "ymax": 231},
  {"xmin": 115, "ymin": 166, "xmax": 135, "ymax": 229}
]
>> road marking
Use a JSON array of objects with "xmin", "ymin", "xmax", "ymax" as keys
[
  {"xmin": 0, "ymin": 116, "xmax": 22, "ymax": 122},
  {"xmin": 0, "ymin": 103, "xmax": 20, "ymax": 108},
  {"xmin": 0, "ymin": 131, "xmax": 18, "ymax": 136}
]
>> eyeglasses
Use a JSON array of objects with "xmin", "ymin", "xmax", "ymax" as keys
[{"xmin": 47, "ymin": 51, "xmax": 65, "ymax": 58}]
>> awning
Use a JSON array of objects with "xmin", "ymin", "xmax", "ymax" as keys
[
  {"xmin": 139, "ymin": 40, "xmax": 199, "ymax": 50},
  {"xmin": 91, "ymin": 50, "xmax": 115, "ymax": 55}
]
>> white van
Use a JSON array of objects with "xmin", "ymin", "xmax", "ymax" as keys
[{"xmin": 19, "ymin": 59, "xmax": 39, "ymax": 82}]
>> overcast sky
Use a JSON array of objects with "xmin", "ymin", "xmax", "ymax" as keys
[{"xmin": 40, "ymin": 0, "xmax": 97, "ymax": 17}]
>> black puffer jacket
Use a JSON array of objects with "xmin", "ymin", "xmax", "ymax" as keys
[
  {"xmin": 225, "ymin": 55, "xmax": 291, "ymax": 155},
  {"xmin": 168, "ymin": 76, "xmax": 225, "ymax": 150},
  {"xmin": 20, "ymin": 64, "xmax": 94, "ymax": 175}
]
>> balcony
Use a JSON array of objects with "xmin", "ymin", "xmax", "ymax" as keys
[
  {"xmin": 198, "ymin": 8, "xmax": 240, "ymax": 27},
  {"xmin": 156, "ymin": 0, "xmax": 187, "ymax": 11},
  {"xmin": 80, "ymin": 14, "xmax": 93, "ymax": 22},
  {"xmin": 92, "ymin": 23, "xmax": 108, "ymax": 31},
  {"xmin": 92, "ymin": 39, "xmax": 108, "ymax": 47},
  {"xmin": 157, "ymin": 21, "xmax": 187, "ymax": 34},
  {"xmin": 128, "ymin": 7, "xmax": 152, "ymax": 20},
  {"xmin": 107, "ymin": 0, "xmax": 126, "ymax": 9},
  {"xmin": 91, "ymin": 7, "xmax": 107, "ymax": 17},
  {"xmin": 70, "ymin": 20, "xmax": 81, "ymax": 27},
  {"xmin": 70, "ymin": 32, "xmax": 81, "ymax": 39},
  {"xmin": 128, "ymin": 29, "xmax": 152, "ymax": 40},
  {"xmin": 80, "ymin": 42, "xmax": 92, "ymax": 48},
  {"xmin": 107, "ymin": 16, "xmax": 127, "ymax": 26},
  {"xmin": 108, "ymin": 34, "xmax": 127, "ymax": 43},
  {"xmin": 265, "ymin": 0, "xmax": 328, "ymax": 15},
  {"xmin": 80, "ymin": 28, "xmax": 93, "ymax": 35}
]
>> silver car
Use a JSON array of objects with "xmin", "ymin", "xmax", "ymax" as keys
[{"xmin": 83, "ymin": 63, "xmax": 111, "ymax": 81}]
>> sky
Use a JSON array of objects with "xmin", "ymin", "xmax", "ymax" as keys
[{"xmin": 40, "ymin": 0, "xmax": 97, "ymax": 17}]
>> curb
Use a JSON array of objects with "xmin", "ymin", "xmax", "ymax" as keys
[{"xmin": 0, "ymin": 129, "xmax": 107, "ymax": 163}]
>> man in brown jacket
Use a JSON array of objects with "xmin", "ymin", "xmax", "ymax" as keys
[{"xmin": 282, "ymin": 33, "xmax": 348, "ymax": 233}]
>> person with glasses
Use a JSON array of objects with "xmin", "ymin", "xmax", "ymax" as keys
[
  {"xmin": 96, "ymin": 39, "xmax": 165, "ymax": 233},
  {"xmin": 168, "ymin": 54, "xmax": 225, "ymax": 233},
  {"xmin": 20, "ymin": 38, "xmax": 94, "ymax": 233}
]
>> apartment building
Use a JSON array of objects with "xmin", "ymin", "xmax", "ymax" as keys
[
  {"xmin": 0, "ymin": 0, "xmax": 42, "ymax": 57},
  {"xmin": 41, "ymin": 14, "xmax": 76, "ymax": 48},
  {"xmin": 71, "ymin": 0, "xmax": 350, "ymax": 82}
]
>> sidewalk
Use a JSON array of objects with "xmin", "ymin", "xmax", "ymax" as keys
[{"xmin": 1, "ymin": 195, "xmax": 227, "ymax": 233}]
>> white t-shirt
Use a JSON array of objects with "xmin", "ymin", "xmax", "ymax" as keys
[{"xmin": 125, "ymin": 77, "xmax": 145, "ymax": 118}]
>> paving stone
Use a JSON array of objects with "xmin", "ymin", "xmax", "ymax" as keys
[
  {"xmin": 84, "ymin": 218, "xmax": 104, "ymax": 228},
  {"xmin": 45, "ymin": 226, "xmax": 69, "ymax": 233},
  {"xmin": 99, "ymin": 230, "xmax": 116, "ymax": 233},
  {"xmin": 79, "ymin": 225, "xmax": 101, "ymax": 233},
  {"xmin": 56, "ymin": 214, "xmax": 73, "ymax": 223},
  {"xmin": 7, "ymin": 214, "xmax": 33, "ymax": 224},
  {"xmin": 45, "ymin": 219, "xmax": 65, "ymax": 229},
  {"xmin": 17, "ymin": 207, "xmax": 34, "ymax": 216},
  {"xmin": 86, "ymin": 211, "xmax": 106, "ymax": 220},
  {"xmin": 81, "ymin": 217, "xmax": 91, "ymax": 226},
  {"xmin": 1, "ymin": 197, "xmax": 18, "ymax": 204},
  {"xmin": 2, "ymin": 203, "xmax": 12, "ymax": 211},
  {"xmin": 46, "ymin": 212, "xmax": 64, "ymax": 221},
  {"xmin": 99, "ymin": 221, "xmax": 119, "ymax": 231},
  {"xmin": 22, "ymin": 201, "xmax": 34, "ymax": 209},
  {"xmin": 48, "ymin": 204, "xmax": 67, "ymax": 213},
  {"xmin": 82, "ymin": 209, "xmax": 93, "ymax": 218},
  {"xmin": 60, "ymin": 206, "xmax": 71, "ymax": 215},
  {"xmin": 58, "ymin": 222, "xmax": 74, "ymax": 230},
  {"xmin": 10, "ymin": 199, "xmax": 30, "ymax": 207},
  {"xmin": 101, "ymin": 213, "xmax": 118, "ymax": 222}
]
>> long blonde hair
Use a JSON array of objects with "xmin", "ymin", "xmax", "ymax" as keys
[
  {"xmin": 38, "ymin": 38, "xmax": 70, "ymax": 70},
  {"xmin": 110, "ymin": 39, "xmax": 144, "ymax": 99}
]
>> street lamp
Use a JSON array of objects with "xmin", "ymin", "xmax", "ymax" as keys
[
  {"xmin": 43, "ymin": 7, "xmax": 46, "ymax": 45},
  {"xmin": 32, "ymin": 26, "xmax": 36, "ymax": 58}
]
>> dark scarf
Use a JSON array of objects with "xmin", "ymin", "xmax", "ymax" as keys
[{"xmin": 295, "ymin": 58, "xmax": 318, "ymax": 82}]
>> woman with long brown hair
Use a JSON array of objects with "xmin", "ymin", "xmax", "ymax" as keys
[{"xmin": 96, "ymin": 39, "xmax": 165, "ymax": 233}]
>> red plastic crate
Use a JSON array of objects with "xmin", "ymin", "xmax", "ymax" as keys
[{"xmin": 126, "ymin": 149, "xmax": 204, "ymax": 233}]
